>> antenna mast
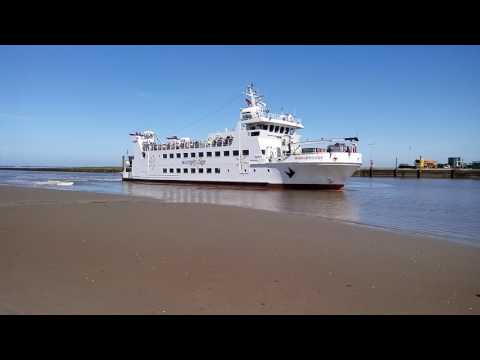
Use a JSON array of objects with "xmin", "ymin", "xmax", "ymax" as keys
[{"xmin": 244, "ymin": 83, "xmax": 267, "ymax": 110}]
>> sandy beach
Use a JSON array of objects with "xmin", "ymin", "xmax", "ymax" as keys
[{"xmin": 1, "ymin": 185, "xmax": 479, "ymax": 315}]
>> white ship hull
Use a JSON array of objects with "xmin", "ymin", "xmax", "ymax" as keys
[
  {"xmin": 122, "ymin": 167, "xmax": 358, "ymax": 189},
  {"xmin": 123, "ymin": 151, "xmax": 361, "ymax": 189}
]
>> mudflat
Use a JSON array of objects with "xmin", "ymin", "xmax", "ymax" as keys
[{"xmin": 1, "ymin": 185, "xmax": 479, "ymax": 314}]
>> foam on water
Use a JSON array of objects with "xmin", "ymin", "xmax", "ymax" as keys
[{"xmin": 35, "ymin": 180, "xmax": 74, "ymax": 186}]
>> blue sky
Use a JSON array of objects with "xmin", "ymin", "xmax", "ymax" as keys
[{"xmin": 0, "ymin": 45, "xmax": 479, "ymax": 167}]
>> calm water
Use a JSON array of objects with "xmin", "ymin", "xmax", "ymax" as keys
[{"xmin": 1, "ymin": 169, "xmax": 479, "ymax": 245}]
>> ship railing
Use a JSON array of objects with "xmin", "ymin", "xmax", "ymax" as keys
[
  {"xmin": 301, "ymin": 148, "xmax": 328, "ymax": 154},
  {"xmin": 143, "ymin": 139, "xmax": 234, "ymax": 151},
  {"xmin": 300, "ymin": 145, "xmax": 359, "ymax": 154},
  {"xmin": 296, "ymin": 137, "xmax": 359, "ymax": 153},
  {"xmin": 255, "ymin": 111, "xmax": 301, "ymax": 124}
]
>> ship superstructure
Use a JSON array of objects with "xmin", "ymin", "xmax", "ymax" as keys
[{"xmin": 122, "ymin": 84, "xmax": 362, "ymax": 189}]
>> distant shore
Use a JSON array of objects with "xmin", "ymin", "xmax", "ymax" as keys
[
  {"xmin": 354, "ymin": 167, "xmax": 480, "ymax": 179},
  {"xmin": 2, "ymin": 166, "xmax": 480, "ymax": 180},
  {"xmin": 0, "ymin": 166, "xmax": 122, "ymax": 173},
  {"xmin": 1, "ymin": 185, "xmax": 479, "ymax": 314}
]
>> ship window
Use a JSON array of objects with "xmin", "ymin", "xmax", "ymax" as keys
[
  {"xmin": 169, "ymin": 154, "xmax": 174, "ymax": 158},
  {"xmin": 269, "ymin": 125, "xmax": 274, "ymax": 132},
  {"xmin": 199, "ymin": 168, "xmax": 204, "ymax": 174},
  {"xmin": 163, "ymin": 168, "xmax": 167, "ymax": 173},
  {"xmin": 224, "ymin": 151, "xmax": 230, "ymax": 156},
  {"xmin": 261, "ymin": 149, "xmax": 265, "ymax": 155},
  {"xmin": 183, "ymin": 168, "xmax": 188, "ymax": 173},
  {"xmin": 183, "ymin": 153, "xmax": 188, "ymax": 158},
  {"xmin": 263, "ymin": 125, "xmax": 268, "ymax": 130},
  {"xmin": 207, "ymin": 168, "xmax": 212, "ymax": 174},
  {"xmin": 191, "ymin": 168, "xmax": 196, "ymax": 174},
  {"xmin": 285, "ymin": 127, "xmax": 289, "ymax": 134},
  {"xmin": 177, "ymin": 153, "xmax": 181, "ymax": 158},
  {"xmin": 199, "ymin": 152, "xmax": 204, "ymax": 157},
  {"xmin": 290, "ymin": 129, "xmax": 295, "ymax": 135},
  {"xmin": 207, "ymin": 152, "xmax": 212, "ymax": 157},
  {"xmin": 250, "ymin": 131, "xmax": 260, "ymax": 136},
  {"xmin": 191, "ymin": 152, "xmax": 196, "ymax": 158},
  {"xmin": 242, "ymin": 150, "xmax": 249, "ymax": 156},
  {"xmin": 215, "ymin": 168, "xmax": 220, "ymax": 174},
  {"xmin": 233, "ymin": 150, "xmax": 239, "ymax": 156},
  {"xmin": 176, "ymin": 168, "xmax": 181, "ymax": 173},
  {"xmin": 280, "ymin": 127, "xmax": 284, "ymax": 134},
  {"xmin": 215, "ymin": 151, "xmax": 221, "ymax": 157},
  {"xmin": 163, "ymin": 154, "xmax": 167, "ymax": 159},
  {"xmin": 169, "ymin": 168, "xmax": 174, "ymax": 173},
  {"xmin": 274, "ymin": 126, "xmax": 279, "ymax": 133}
]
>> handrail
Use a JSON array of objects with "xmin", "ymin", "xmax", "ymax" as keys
[
  {"xmin": 251, "ymin": 111, "xmax": 302, "ymax": 124},
  {"xmin": 143, "ymin": 139, "xmax": 234, "ymax": 152},
  {"xmin": 298, "ymin": 137, "xmax": 359, "ymax": 144}
]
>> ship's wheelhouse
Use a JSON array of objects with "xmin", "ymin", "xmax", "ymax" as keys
[{"xmin": 245, "ymin": 123, "xmax": 297, "ymax": 136}]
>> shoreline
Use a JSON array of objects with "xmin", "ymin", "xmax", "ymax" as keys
[
  {"xmin": 0, "ymin": 167, "xmax": 122, "ymax": 173},
  {"xmin": 1, "ymin": 182, "xmax": 478, "ymax": 248},
  {"xmin": 1, "ymin": 166, "xmax": 480, "ymax": 179},
  {"xmin": 1, "ymin": 185, "xmax": 480, "ymax": 314}
]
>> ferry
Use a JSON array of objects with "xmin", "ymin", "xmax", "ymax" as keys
[{"xmin": 122, "ymin": 84, "xmax": 362, "ymax": 189}]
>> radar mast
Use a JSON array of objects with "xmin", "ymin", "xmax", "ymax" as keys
[{"xmin": 244, "ymin": 83, "xmax": 268, "ymax": 111}]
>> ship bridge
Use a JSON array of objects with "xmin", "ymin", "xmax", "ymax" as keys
[{"xmin": 239, "ymin": 84, "xmax": 304, "ymax": 131}]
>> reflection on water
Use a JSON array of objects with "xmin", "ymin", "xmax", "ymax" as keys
[
  {"xmin": 1, "ymin": 170, "xmax": 479, "ymax": 244},
  {"xmin": 122, "ymin": 182, "xmax": 359, "ymax": 222}
]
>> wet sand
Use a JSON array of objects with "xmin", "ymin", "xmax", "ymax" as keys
[{"xmin": 1, "ymin": 185, "xmax": 479, "ymax": 314}]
